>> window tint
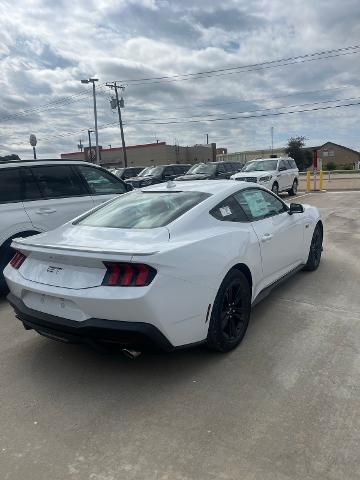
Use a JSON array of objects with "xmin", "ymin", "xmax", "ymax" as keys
[
  {"xmin": 123, "ymin": 169, "xmax": 136, "ymax": 179},
  {"xmin": 210, "ymin": 195, "xmax": 248, "ymax": 222},
  {"xmin": 217, "ymin": 163, "xmax": 225, "ymax": 173},
  {"xmin": 234, "ymin": 189, "xmax": 287, "ymax": 220},
  {"xmin": 173, "ymin": 165, "xmax": 184, "ymax": 175},
  {"xmin": 290, "ymin": 159, "xmax": 297, "ymax": 169},
  {"xmin": 21, "ymin": 167, "xmax": 42, "ymax": 201},
  {"xmin": 0, "ymin": 168, "xmax": 21, "ymax": 203},
  {"xmin": 164, "ymin": 167, "xmax": 174, "ymax": 177},
  {"xmin": 279, "ymin": 160, "xmax": 288, "ymax": 170},
  {"xmin": 77, "ymin": 166, "xmax": 126, "ymax": 195},
  {"xmin": 76, "ymin": 191, "xmax": 210, "ymax": 229},
  {"xmin": 30, "ymin": 165, "xmax": 87, "ymax": 199}
]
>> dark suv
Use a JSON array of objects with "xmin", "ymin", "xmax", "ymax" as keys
[
  {"xmin": 175, "ymin": 161, "xmax": 240, "ymax": 181},
  {"xmin": 110, "ymin": 166, "xmax": 146, "ymax": 180},
  {"xmin": 126, "ymin": 164, "xmax": 190, "ymax": 188}
]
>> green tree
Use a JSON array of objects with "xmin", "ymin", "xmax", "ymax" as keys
[
  {"xmin": 0, "ymin": 154, "xmax": 20, "ymax": 161},
  {"xmin": 285, "ymin": 136, "xmax": 312, "ymax": 171}
]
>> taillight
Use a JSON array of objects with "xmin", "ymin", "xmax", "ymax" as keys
[
  {"xmin": 9, "ymin": 251, "xmax": 27, "ymax": 270},
  {"xmin": 102, "ymin": 262, "xmax": 157, "ymax": 287}
]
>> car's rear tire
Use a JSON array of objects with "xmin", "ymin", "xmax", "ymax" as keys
[
  {"xmin": 303, "ymin": 223, "xmax": 323, "ymax": 271},
  {"xmin": 271, "ymin": 182, "xmax": 279, "ymax": 196},
  {"xmin": 206, "ymin": 270, "xmax": 251, "ymax": 352},
  {"xmin": 288, "ymin": 179, "xmax": 298, "ymax": 196},
  {"xmin": 0, "ymin": 231, "xmax": 39, "ymax": 295}
]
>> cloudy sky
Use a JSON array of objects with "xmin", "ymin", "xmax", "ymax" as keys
[{"xmin": 1, "ymin": 0, "xmax": 360, "ymax": 159}]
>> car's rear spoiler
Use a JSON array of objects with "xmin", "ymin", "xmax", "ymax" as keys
[{"xmin": 11, "ymin": 238, "xmax": 159, "ymax": 258}]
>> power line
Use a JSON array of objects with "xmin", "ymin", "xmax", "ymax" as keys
[
  {"xmin": 14, "ymin": 97, "xmax": 360, "ymax": 145},
  {"xmin": 127, "ymin": 84, "xmax": 360, "ymax": 114},
  {"xmin": 131, "ymin": 100, "xmax": 360, "ymax": 126},
  {"xmin": 116, "ymin": 45, "xmax": 360, "ymax": 85},
  {"xmin": 123, "ymin": 95, "xmax": 360, "ymax": 124},
  {"xmin": 2, "ymin": 45, "xmax": 360, "ymax": 122}
]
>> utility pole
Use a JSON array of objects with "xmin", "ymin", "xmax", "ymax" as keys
[
  {"xmin": 81, "ymin": 78, "xmax": 100, "ymax": 165},
  {"xmin": 87, "ymin": 129, "xmax": 93, "ymax": 161},
  {"xmin": 206, "ymin": 133, "xmax": 209, "ymax": 144},
  {"xmin": 106, "ymin": 81, "xmax": 128, "ymax": 167},
  {"xmin": 78, "ymin": 139, "xmax": 83, "ymax": 152},
  {"xmin": 271, "ymin": 126, "xmax": 274, "ymax": 154}
]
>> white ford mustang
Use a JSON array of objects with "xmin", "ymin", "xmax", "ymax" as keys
[{"xmin": 4, "ymin": 180, "xmax": 323, "ymax": 353}]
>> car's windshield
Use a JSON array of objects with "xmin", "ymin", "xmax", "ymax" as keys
[
  {"xmin": 141, "ymin": 166, "xmax": 163, "ymax": 177},
  {"xmin": 242, "ymin": 160, "xmax": 278, "ymax": 172},
  {"xmin": 138, "ymin": 167, "xmax": 152, "ymax": 176},
  {"xmin": 186, "ymin": 163, "xmax": 216, "ymax": 175},
  {"xmin": 75, "ymin": 191, "xmax": 211, "ymax": 229}
]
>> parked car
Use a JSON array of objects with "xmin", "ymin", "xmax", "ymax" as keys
[
  {"xmin": 0, "ymin": 159, "xmax": 132, "ymax": 293},
  {"xmin": 231, "ymin": 157, "xmax": 299, "ymax": 196},
  {"xmin": 5, "ymin": 180, "xmax": 323, "ymax": 354},
  {"xmin": 126, "ymin": 164, "xmax": 190, "ymax": 188},
  {"xmin": 111, "ymin": 166, "xmax": 146, "ymax": 180},
  {"xmin": 175, "ymin": 161, "xmax": 240, "ymax": 181}
]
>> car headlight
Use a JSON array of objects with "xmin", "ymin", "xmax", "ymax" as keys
[{"xmin": 259, "ymin": 176, "xmax": 272, "ymax": 182}]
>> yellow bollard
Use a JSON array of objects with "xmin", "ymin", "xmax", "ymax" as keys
[
  {"xmin": 319, "ymin": 170, "xmax": 324, "ymax": 191},
  {"xmin": 306, "ymin": 170, "xmax": 311, "ymax": 192}
]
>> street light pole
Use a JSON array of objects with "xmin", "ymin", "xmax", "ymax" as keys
[{"xmin": 81, "ymin": 78, "xmax": 100, "ymax": 165}]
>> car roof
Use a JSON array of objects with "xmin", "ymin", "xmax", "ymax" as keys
[
  {"xmin": 0, "ymin": 159, "xmax": 103, "ymax": 169},
  {"xmin": 248, "ymin": 157, "xmax": 289, "ymax": 162},
  {"xmin": 141, "ymin": 179, "xmax": 264, "ymax": 196}
]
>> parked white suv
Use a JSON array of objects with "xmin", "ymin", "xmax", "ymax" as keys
[
  {"xmin": 230, "ymin": 157, "xmax": 299, "ymax": 196},
  {"xmin": 0, "ymin": 159, "xmax": 131, "ymax": 293}
]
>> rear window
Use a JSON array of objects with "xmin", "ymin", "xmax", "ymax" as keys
[
  {"xmin": 76, "ymin": 191, "xmax": 210, "ymax": 229},
  {"xmin": 0, "ymin": 168, "xmax": 21, "ymax": 203}
]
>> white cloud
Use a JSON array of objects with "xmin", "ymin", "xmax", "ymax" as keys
[{"xmin": 0, "ymin": 0, "xmax": 360, "ymax": 158}]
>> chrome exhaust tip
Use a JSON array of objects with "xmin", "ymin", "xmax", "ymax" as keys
[{"xmin": 122, "ymin": 348, "xmax": 142, "ymax": 360}]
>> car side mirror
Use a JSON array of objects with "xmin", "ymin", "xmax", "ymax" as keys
[
  {"xmin": 125, "ymin": 183, "xmax": 133, "ymax": 192},
  {"xmin": 288, "ymin": 203, "xmax": 304, "ymax": 215}
]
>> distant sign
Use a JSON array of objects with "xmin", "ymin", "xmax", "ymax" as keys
[{"xmin": 29, "ymin": 134, "xmax": 37, "ymax": 147}]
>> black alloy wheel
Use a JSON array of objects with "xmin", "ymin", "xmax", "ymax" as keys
[
  {"xmin": 303, "ymin": 224, "xmax": 323, "ymax": 271},
  {"xmin": 207, "ymin": 270, "xmax": 251, "ymax": 352},
  {"xmin": 288, "ymin": 179, "xmax": 298, "ymax": 196},
  {"xmin": 271, "ymin": 183, "xmax": 279, "ymax": 195}
]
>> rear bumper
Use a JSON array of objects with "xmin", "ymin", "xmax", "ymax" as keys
[{"xmin": 7, "ymin": 293, "xmax": 174, "ymax": 351}]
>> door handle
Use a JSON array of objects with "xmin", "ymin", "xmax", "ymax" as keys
[
  {"xmin": 261, "ymin": 233, "xmax": 273, "ymax": 243},
  {"xmin": 35, "ymin": 208, "xmax": 57, "ymax": 214}
]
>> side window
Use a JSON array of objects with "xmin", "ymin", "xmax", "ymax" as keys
[
  {"xmin": 217, "ymin": 163, "xmax": 225, "ymax": 174},
  {"xmin": 123, "ymin": 169, "xmax": 135, "ymax": 179},
  {"xmin": 285, "ymin": 160, "xmax": 293, "ymax": 169},
  {"xmin": 0, "ymin": 168, "xmax": 21, "ymax": 203},
  {"xmin": 279, "ymin": 160, "xmax": 288, "ymax": 171},
  {"xmin": 77, "ymin": 166, "xmax": 126, "ymax": 195},
  {"xmin": 210, "ymin": 195, "xmax": 248, "ymax": 222},
  {"xmin": 290, "ymin": 159, "xmax": 298, "ymax": 169},
  {"xmin": 234, "ymin": 189, "xmax": 287, "ymax": 221},
  {"xmin": 173, "ymin": 166, "xmax": 183, "ymax": 175},
  {"xmin": 163, "ymin": 167, "xmax": 175, "ymax": 177},
  {"xmin": 21, "ymin": 167, "xmax": 42, "ymax": 201},
  {"xmin": 30, "ymin": 165, "xmax": 87, "ymax": 199}
]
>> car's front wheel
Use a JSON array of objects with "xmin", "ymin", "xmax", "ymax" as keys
[
  {"xmin": 288, "ymin": 179, "xmax": 298, "ymax": 196},
  {"xmin": 206, "ymin": 270, "xmax": 251, "ymax": 352},
  {"xmin": 271, "ymin": 182, "xmax": 279, "ymax": 195},
  {"xmin": 303, "ymin": 223, "xmax": 323, "ymax": 271}
]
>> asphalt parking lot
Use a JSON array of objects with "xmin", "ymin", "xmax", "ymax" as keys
[{"xmin": 1, "ymin": 191, "xmax": 360, "ymax": 480}]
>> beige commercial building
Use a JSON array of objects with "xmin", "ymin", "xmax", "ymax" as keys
[
  {"xmin": 61, "ymin": 142, "xmax": 217, "ymax": 167},
  {"xmin": 216, "ymin": 147, "xmax": 286, "ymax": 165}
]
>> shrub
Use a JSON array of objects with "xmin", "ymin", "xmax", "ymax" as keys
[{"xmin": 325, "ymin": 161, "xmax": 337, "ymax": 171}]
